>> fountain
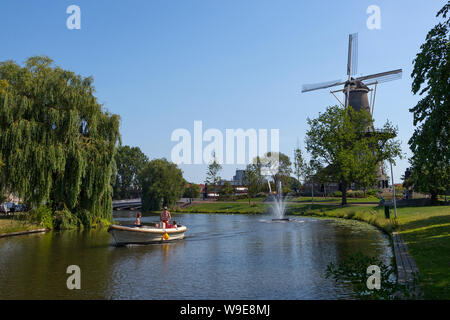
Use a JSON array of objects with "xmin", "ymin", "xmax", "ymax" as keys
[{"xmin": 271, "ymin": 181, "xmax": 290, "ymax": 221}]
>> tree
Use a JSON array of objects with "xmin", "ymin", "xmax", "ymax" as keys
[
  {"xmin": 408, "ymin": 3, "xmax": 450, "ymax": 201},
  {"xmin": 260, "ymin": 151, "xmax": 292, "ymax": 190},
  {"xmin": 219, "ymin": 181, "xmax": 234, "ymax": 200},
  {"xmin": 293, "ymin": 147, "xmax": 306, "ymax": 194},
  {"xmin": 113, "ymin": 145, "xmax": 148, "ymax": 199},
  {"xmin": 303, "ymin": 159, "xmax": 321, "ymax": 201},
  {"xmin": 243, "ymin": 161, "xmax": 265, "ymax": 204},
  {"xmin": 206, "ymin": 153, "xmax": 222, "ymax": 194},
  {"xmin": 0, "ymin": 56, "xmax": 120, "ymax": 228},
  {"xmin": 139, "ymin": 158, "xmax": 185, "ymax": 211},
  {"xmin": 306, "ymin": 105, "xmax": 401, "ymax": 205},
  {"xmin": 183, "ymin": 183, "xmax": 201, "ymax": 198}
]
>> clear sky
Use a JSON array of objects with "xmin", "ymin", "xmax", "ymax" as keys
[{"xmin": 0, "ymin": 0, "xmax": 446, "ymax": 184}]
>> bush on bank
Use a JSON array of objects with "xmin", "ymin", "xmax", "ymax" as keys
[{"xmin": 28, "ymin": 205, "xmax": 111, "ymax": 230}]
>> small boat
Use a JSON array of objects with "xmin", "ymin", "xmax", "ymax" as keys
[{"xmin": 108, "ymin": 224, "xmax": 187, "ymax": 245}]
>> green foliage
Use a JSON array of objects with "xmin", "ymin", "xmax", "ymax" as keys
[
  {"xmin": 206, "ymin": 153, "xmax": 222, "ymax": 193},
  {"xmin": 243, "ymin": 159, "xmax": 266, "ymax": 204},
  {"xmin": 408, "ymin": 3, "xmax": 450, "ymax": 201},
  {"xmin": 366, "ymin": 189, "xmax": 380, "ymax": 197},
  {"xmin": 293, "ymin": 147, "xmax": 306, "ymax": 188},
  {"xmin": 113, "ymin": 145, "xmax": 148, "ymax": 199},
  {"xmin": 219, "ymin": 181, "xmax": 234, "ymax": 200},
  {"xmin": 29, "ymin": 205, "xmax": 53, "ymax": 229},
  {"xmin": 183, "ymin": 183, "xmax": 201, "ymax": 198},
  {"xmin": 347, "ymin": 190, "xmax": 366, "ymax": 198},
  {"xmin": 325, "ymin": 252, "xmax": 418, "ymax": 300},
  {"xmin": 332, "ymin": 191, "xmax": 342, "ymax": 197},
  {"xmin": 306, "ymin": 105, "xmax": 401, "ymax": 205},
  {"xmin": 260, "ymin": 151, "xmax": 292, "ymax": 188},
  {"xmin": 139, "ymin": 158, "xmax": 185, "ymax": 211},
  {"xmin": 53, "ymin": 207, "xmax": 82, "ymax": 230},
  {"xmin": 0, "ymin": 56, "xmax": 120, "ymax": 228}
]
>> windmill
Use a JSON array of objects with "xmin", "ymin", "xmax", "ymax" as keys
[
  {"xmin": 301, "ymin": 33, "xmax": 402, "ymax": 189},
  {"xmin": 301, "ymin": 33, "xmax": 402, "ymax": 128}
]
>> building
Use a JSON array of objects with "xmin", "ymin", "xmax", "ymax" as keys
[{"xmin": 232, "ymin": 169, "xmax": 246, "ymax": 185}]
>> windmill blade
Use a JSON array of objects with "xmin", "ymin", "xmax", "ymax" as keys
[
  {"xmin": 347, "ymin": 33, "xmax": 358, "ymax": 76},
  {"xmin": 356, "ymin": 69, "xmax": 402, "ymax": 84},
  {"xmin": 301, "ymin": 79, "xmax": 344, "ymax": 93}
]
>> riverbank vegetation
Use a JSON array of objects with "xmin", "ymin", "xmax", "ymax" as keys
[
  {"xmin": 0, "ymin": 57, "xmax": 120, "ymax": 230},
  {"xmin": 296, "ymin": 204, "xmax": 450, "ymax": 299},
  {"xmin": 140, "ymin": 158, "xmax": 185, "ymax": 211},
  {"xmin": 113, "ymin": 145, "xmax": 149, "ymax": 200},
  {"xmin": 0, "ymin": 214, "xmax": 43, "ymax": 235}
]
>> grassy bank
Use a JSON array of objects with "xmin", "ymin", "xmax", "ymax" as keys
[
  {"xmin": 293, "ymin": 204, "xmax": 450, "ymax": 299},
  {"xmin": 175, "ymin": 200, "xmax": 449, "ymax": 299},
  {"xmin": 290, "ymin": 196, "xmax": 380, "ymax": 203},
  {"xmin": 174, "ymin": 202, "xmax": 267, "ymax": 214},
  {"xmin": 0, "ymin": 216, "xmax": 43, "ymax": 235}
]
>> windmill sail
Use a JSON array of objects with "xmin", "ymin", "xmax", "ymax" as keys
[
  {"xmin": 347, "ymin": 33, "xmax": 358, "ymax": 76},
  {"xmin": 301, "ymin": 79, "xmax": 344, "ymax": 93},
  {"xmin": 356, "ymin": 69, "xmax": 402, "ymax": 84}
]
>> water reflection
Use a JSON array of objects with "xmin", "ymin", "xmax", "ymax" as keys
[{"xmin": 0, "ymin": 212, "xmax": 392, "ymax": 299}]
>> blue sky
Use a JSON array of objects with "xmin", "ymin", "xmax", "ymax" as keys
[{"xmin": 0, "ymin": 0, "xmax": 445, "ymax": 184}]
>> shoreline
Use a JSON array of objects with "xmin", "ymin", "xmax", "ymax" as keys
[{"xmin": 0, "ymin": 228, "xmax": 48, "ymax": 238}]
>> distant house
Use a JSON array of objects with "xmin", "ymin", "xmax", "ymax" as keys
[
  {"xmin": 202, "ymin": 169, "xmax": 249, "ymax": 199},
  {"xmin": 232, "ymin": 169, "xmax": 246, "ymax": 185}
]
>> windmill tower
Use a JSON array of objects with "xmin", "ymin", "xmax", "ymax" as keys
[{"xmin": 301, "ymin": 33, "xmax": 402, "ymax": 188}]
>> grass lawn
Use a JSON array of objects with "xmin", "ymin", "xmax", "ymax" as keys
[
  {"xmin": 0, "ymin": 216, "xmax": 43, "ymax": 235},
  {"xmin": 235, "ymin": 197, "xmax": 266, "ymax": 203},
  {"xmin": 290, "ymin": 196, "xmax": 380, "ymax": 203},
  {"xmin": 393, "ymin": 206, "xmax": 450, "ymax": 299},
  {"xmin": 174, "ymin": 201, "xmax": 267, "ymax": 214}
]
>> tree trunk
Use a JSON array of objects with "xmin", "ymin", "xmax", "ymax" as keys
[
  {"xmin": 431, "ymin": 192, "xmax": 438, "ymax": 203},
  {"xmin": 341, "ymin": 181, "xmax": 348, "ymax": 205}
]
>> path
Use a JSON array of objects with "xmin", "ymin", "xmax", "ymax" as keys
[{"xmin": 392, "ymin": 232, "xmax": 422, "ymax": 298}]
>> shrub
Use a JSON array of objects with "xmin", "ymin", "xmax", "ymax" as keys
[
  {"xmin": 332, "ymin": 191, "xmax": 342, "ymax": 197},
  {"xmin": 347, "ymin": 190, "xmax": 365, "ymax": 198},
  {"xmin": 367, "ymin": 189, "xmax": 380, "ymax": 196},
  {"xmin": 53, "ymin": 207, "xmax": 82, "ymax": 230},
  {"xmin": 29, "ymin": 205, "xmax": 53, "ymax": 229}
]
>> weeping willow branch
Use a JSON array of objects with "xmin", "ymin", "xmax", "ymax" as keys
[{"xmin": 0, "ymin": 56, "xmax": 121, "ymax": 228}]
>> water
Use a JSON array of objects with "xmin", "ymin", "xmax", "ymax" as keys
[
  {"xmin": 271, "ymin": 181, "xmax": 290, "ymax": 219},
  {"xmin": 0, "ymin": 212, "xmax": 392, "ymax": 299}
]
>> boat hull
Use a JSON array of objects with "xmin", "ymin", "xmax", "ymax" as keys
[{"xmin": 108, "ymin": 224, "xmax": 187, "ymax": 245}]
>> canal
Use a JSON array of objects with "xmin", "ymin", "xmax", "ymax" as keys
[{"xmin": 0, "ymin": 212, "xmax": 392, "ymax": 299}]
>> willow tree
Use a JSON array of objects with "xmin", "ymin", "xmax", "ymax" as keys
[{"xmin": 0, "ymin": 56, "xmax": 120, "ymax": 228}]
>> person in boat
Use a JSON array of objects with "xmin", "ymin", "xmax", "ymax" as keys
[
  {"xmin": 134, "ymin": 212, "xmax": 143, "ymax": 227},
  {"xmin": 172, "ymin": 221, "xmax": 177, "ymax": 228},
  {"xmin": 160, "ymin": 206, "xmax": 171, "ymax": 228}
]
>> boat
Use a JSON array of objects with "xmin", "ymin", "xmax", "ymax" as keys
[{"xmin": 108, "ymin": 224, "xmax": 187, "ymax": 245}]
